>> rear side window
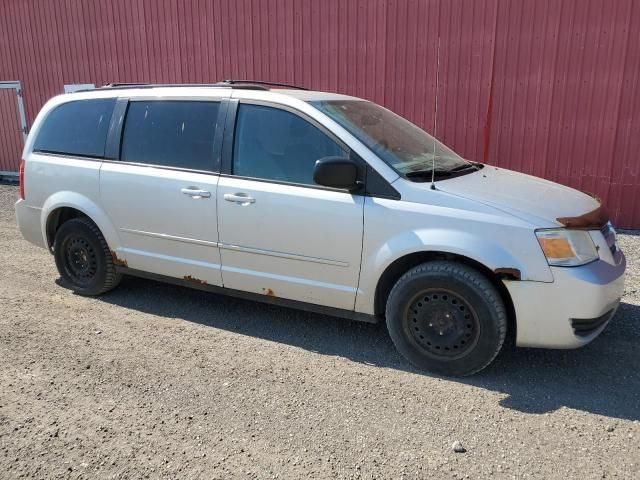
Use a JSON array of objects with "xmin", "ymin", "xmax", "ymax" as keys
[
  {"xmin": 233, "ymin": 104, "xmax": 346, "ymax": 185},
  {"xmin": 33, "ymin": 98, "xmax": 115, "ymax": 158},
  {"xmin": 120, "ymin": 101, "xmax": 220, "ymax": 171}
]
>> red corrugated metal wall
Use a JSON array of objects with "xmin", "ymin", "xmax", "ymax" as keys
[{"xmin": 0, "ymin": 0, "xmax": 638, "ymax": 226}]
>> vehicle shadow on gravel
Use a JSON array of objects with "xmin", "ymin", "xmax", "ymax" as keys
[{"xmin": 100, "ymin": 276, "xmax": 640, "ymax": 421}]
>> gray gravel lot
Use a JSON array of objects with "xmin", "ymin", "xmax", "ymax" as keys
[{"xmin": 0, "ymin": 183, "xmax": 638, "ymax": 479}]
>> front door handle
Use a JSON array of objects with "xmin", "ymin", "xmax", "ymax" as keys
[
  {"xmin": 181, "ymin": 187, "xmax": 211, "ymax": 199},
  {"xmin": 224, "ymin": 193, "xmax": 256, "ymax": 205}
]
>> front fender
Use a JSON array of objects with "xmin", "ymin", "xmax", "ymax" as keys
[
  {"xmin": 41, "ymin": 191, "xmax": 122, "ymax": 251},
  {"xmin": 376, "ymin": 228, "xmax": 530, "ymax": 278},
  {"xmin": 355, "ymin": 227, "xmax": 553, "ymax": 315}
]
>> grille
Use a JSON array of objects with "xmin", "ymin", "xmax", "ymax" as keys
[{"xmin": 570, "ymin": 309, "xmax": 615, "ymax": 337}]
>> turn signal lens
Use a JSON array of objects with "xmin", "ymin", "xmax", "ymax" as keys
[
  {"xmin": 535, "ymin": 229, "xmax": 599, "ymax": 267},
  {"xmin": 538, "ymin": 237, "xmax": 574, "ymax": 259}
]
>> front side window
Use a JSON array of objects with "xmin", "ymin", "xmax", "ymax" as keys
[
  {"xmin": 120, "ymin": 101, "xmax": 220, "ymax": 171},
  {"xmin": 233, "ymin": 104, "xmax": 346, "ymax": 185},
  {"xmin": 310, "ymin": 100, "xmax": 470, "ymax": 176},
  {"xmin": 33, "ymin": 98, "xmax": 115, "ymax": 158}
]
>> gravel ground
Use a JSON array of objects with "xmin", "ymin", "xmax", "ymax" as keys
[{"xmin": 0, "ymin": 183, "xmax": 638, "ymax": 479}]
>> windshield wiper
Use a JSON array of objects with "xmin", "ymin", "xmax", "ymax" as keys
[
  {"xmin": 405, "ymin": 168, "xmax": 452, "ymax": 179},
  {"xmin": 404, "ymin": 162, "xmax": 483, "ymax": 181},
  {"xmin": 448, "ymin": 162, "xmax": 482, "ymax": 172}
]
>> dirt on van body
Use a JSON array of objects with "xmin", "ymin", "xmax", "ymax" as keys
[{"xmin": 0, "ymin": 184, "xmax": 638, "ymax": 479}]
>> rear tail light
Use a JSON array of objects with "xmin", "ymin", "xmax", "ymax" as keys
[{"xmin": 19, "ymin": 159, "xmax": 25, "ymax": 200}]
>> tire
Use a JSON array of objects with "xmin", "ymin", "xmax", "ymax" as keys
[
  {"xmin": 385, "ymin": 261, "xmax": 507, "ymax": 376},
  {"xmin": 53, "ymin": 217, "xmax": 122, "ymax": 296}
]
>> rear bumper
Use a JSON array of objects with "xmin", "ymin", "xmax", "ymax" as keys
[
  {"xmin": 15, "ymin": 199, "xmax": 46, "ymax": 249},
  {"xmin": 506, "ymin": 251, "xmax": 626, "ymax": 348}
]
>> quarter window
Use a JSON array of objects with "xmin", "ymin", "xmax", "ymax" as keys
[
  {"xmin": 33, "ymin": 98, "xmax": 115, "ymax": 158},
  {"xmin": 120, "ymin": 101, "xmax": 220, "ymax": 171},
  {"xmin": 233, "ymin": 104, "xmax": 346, "ymax": 185}
]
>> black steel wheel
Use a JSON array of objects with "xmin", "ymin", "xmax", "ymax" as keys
[
  {"xmin": 61, "ymin": 235, "xmax": 99, "ymax": 287},
  {"xmin": 53, "ymin": 217, "xmax": 121, "ymax": 296},
  {"xmin": 404, "ymin": 289, "xmax": 481, "ymax": 359},
  {"xmin": 386, "ymin": 261, "xmax": 507, "ymax": 376}
]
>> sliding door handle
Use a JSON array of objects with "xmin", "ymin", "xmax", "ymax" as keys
[{"xmin": 181, "ymin": 187, "xmax": 211, "ymax": 199}]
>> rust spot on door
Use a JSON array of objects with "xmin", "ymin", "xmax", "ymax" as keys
[
  {"xmin": 184, "ymin": 275, "xmax": 207, "ymax": 285},
  {"xmin": 494, "ymin": 268, "xmax": 521, "ymax": 280},
  {"xmin": 262, "ymin": 288, "xmax": 276, "ymax": 297},
  {"xmin": 110, "ymin": 251, "xmax": 128, "ymax": 267}
]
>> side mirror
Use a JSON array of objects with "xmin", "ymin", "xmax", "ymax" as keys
[{"xmin": 313, "ymin": 156, "xmax": 359, "ymax": 190}]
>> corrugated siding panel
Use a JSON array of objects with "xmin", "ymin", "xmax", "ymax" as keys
[
  {"xmin": 0, "ymin": 89, "xmax": 23, "ymax": 172},
  {"xmin": 486, "ymin": 0, "xmax": 640, "ymax": 227},
  {"xmin": 0, "ymin": 0, "xmax": 638, "ymax": 226}
]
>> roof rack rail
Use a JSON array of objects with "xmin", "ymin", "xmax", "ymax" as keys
[
  {"xmin": 215, "ymin": 79, "xmax": 308, "ymax": 90},
  {"xmin": 103, "ymin": 83, "xmax": 150, "ymax": 87},
  {"xmin": 92, "ymin": 81, "xmax": 306, "ymax": 92},
  {"xmin": 96, "ymin": 82, "xmax": 270, "ymax": 91},
  {"xmin": 98, "ymin": 83, "xmax": 232, "ymax": 91}
]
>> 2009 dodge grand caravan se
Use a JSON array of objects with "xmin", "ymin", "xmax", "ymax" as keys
[{"xmin": 15, "ymin": 80, "xmax": 626, "ymax": 376}]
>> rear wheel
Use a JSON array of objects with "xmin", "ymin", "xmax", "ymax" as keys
[
  {"xmin": 386, "ymin": 261, "xmax": 507, "ymax": 376},
  {"xmin": 53, "ymin": 217, "xmax": 121, "ymax": 296}
]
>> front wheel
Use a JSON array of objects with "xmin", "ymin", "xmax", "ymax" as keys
[
  {"xmin": 386, "ymin": 261, "xmax": 507, "ymax": 376},
  {"xmin": 53, "ymin": 217, "xmax": 122, "ymax": 296}
]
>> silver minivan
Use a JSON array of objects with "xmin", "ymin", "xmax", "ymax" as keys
[{"xmin": 15, "ymin": 81, "xmax": 626, "ymax": 375}]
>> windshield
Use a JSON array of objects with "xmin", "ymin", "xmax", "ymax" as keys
[{"xmin": 310, "ymin": 100, "xmax": 470, "ymax": 175}]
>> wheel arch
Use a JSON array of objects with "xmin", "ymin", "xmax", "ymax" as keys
[
  {"xmin": 373, "ymin": 251, "xmax": 517, "ymax": 341},
  {"xmin": 41, "ymin": 192, "xmax": 121, "ymax": 253},
  {"xmin": 46, "ymin": 206, "xmax": 88, "ymax": 250}
]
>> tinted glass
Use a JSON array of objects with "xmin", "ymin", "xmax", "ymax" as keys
[
  {"xmin": 311, "ymin": 100, "xmax": 468, "ymax": 174},
  {"xmin": 121, "ymin": 101, "xmax": 220, "ymax": 171},
  {"xmin": 233, "ymin": 104, "xmax": 346, "ymax": 185},
  {"xmin": 33, "ymin": 98, "xmax": 115, "ymax": 158}
]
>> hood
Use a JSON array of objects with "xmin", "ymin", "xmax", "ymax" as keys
[{"xmin": 432, "ymin": 165, "xmax": 601, "ymax": 228}]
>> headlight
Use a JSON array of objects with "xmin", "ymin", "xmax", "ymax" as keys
[{"xmin": 535, "ymin": 229, "xmax": 599, "ymax": 266}]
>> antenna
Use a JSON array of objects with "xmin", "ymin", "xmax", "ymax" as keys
[{"xmin": 430, "ymin": 37, "xmax": 441, "ymax": 191}]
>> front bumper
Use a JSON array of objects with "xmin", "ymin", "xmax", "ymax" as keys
[{"xmin": 506, "ymin": 250, "xmax": 626, "ymax": 349}]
